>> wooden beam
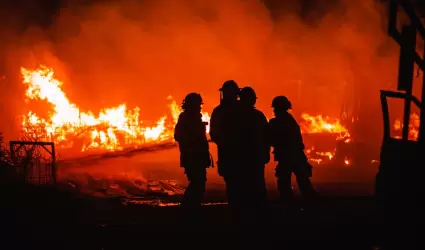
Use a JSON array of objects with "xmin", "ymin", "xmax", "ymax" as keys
[{"xmin": 9, "ymin": 141, "xmax": 54, "ymax": 146}]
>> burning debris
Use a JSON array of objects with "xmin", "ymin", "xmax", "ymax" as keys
[
  {"xmin": 19, "ymin": 64, "xmax": 419, "ymax": 170},
  {"xmin": 300, "ymin": 113, "xmax": 349, "ymax": 134},
  {"xmin": 21, "ymin": 65, "xmax": 210, "ymax": 152},
  {"xmin": 8, "ymin": 64, "xmax": 397, "ymax": 201},
  {"xmin": 18, "ymin": 65, "xmax": 366, "ymax": 167},
  {"xmin": 300, "ymin": 113, "xmax": 352, "ymax": 166},
  {"xmin": 62, "ymin": 170, "xmax": 186, "ymax": 198}
]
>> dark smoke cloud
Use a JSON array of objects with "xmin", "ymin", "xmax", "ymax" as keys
[{"xmin": 0, "ymin": 0, "xmax": 402, "ymax": 150}]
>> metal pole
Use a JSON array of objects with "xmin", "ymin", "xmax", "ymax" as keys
[{"xmin": 399, "ymin": 24, "xmax": 416, "ymax": 140}]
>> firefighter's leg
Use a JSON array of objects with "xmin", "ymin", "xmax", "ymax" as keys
[
  {"xmin": 276, "ymin": 164, "xmax": 295, "ymax": 204},
  {"xmin": 295, "ymin": 173, "xmax": 317, "ymax": 200},
  {"xmin": 182, "ymin": 167, "xmax": 206, "ymax": 209},
  {"xmin": 191, "ymin": 168, "xmax": 207, "ymax": 206},
  {"xmin": 182, "ymin": 171, "xmax": 194, "ymax": 208},
  {"xmin": 252, "ymin": 166, "xmax": 269, "ymax": 222},
  {"xmin": 250, "ymin": 166, "xmax": 268, "ymax": 210},
  {"xmin": 239, "ymin": 170, "xmax": 257, "ymax": 224},
  {"xmin": 224, "ymin": 172, "xmax": 242, "ymax": 223},
  {"xmin": 257, "ymin": 166, "xmax": 268, "ymax": 207}
]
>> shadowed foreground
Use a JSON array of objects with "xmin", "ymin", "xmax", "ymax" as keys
[
  {"xmin": 1, "ymin": 142, "xmax": 382, "ymax": 249},
  {"xmin": 2, "ymin": 182, "xmax": 383, "ymax": 250}
]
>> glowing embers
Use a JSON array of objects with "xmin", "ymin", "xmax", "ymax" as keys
[
  {"xmin": 300, "ymin": 113, "xmax": 348, "ymax": 134},
  {"xmin": 304, "ymin": 132, "xmax": 352, "ymax": 166},
  {"xmin": 21, "ymin": 65, "xmax": 348, "ymax": 158}
]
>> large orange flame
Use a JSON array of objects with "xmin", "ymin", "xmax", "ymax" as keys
[
  {"xmin": 21, "ymin": 65, "xmax": 348, "ymax": 167},
  {"xmin": 300, "ymin": 113, "xmax": 348, "ymax": 134},
  {"xmin": 21, "ymin": 66, "xmax": 210, "ymax": 152},
  {"xmin": 299, "ymin": 113, "xmax": 351, "ymax": 166}
]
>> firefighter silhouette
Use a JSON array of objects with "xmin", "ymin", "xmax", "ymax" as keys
[
  {"xmin": 239, "ymin": 87, "xmax": 270, "ymax": 218},
  {"xmin": 268, "ymin": 96, "xmax": 318, "ymax": 206},
  {"xmin": 210, "ymin": 80, "xmax": 244, "ymax": 220},
  {"xmin": 174, "ymin": 93, "xmax": 211, "ymax": 211}
]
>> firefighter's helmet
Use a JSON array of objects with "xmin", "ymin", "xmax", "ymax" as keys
[
  {"xmin": 272, "ymin": 96, "xmax": 292, "ymax": 110},
  {"xmin": 182, "ymin": 93, "xmax": 203, "ymax": 110},
  {"xmin": 219, "ymin": 80, "xmax": 240, "ymax": 94},
  {"xmin": 240, "ymin": 86, "xmax": 257, "ymax": 105}
]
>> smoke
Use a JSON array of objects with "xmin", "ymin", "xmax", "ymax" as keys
[{"xmin": 0, "ymin": 0, "xmax": 400, "ymax": 145}]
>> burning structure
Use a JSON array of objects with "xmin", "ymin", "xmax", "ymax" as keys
[
  {"xmin": 0, "ymin": 0, "xmax": 421, "ymax": 197},
  {"xmin": 6, "ymin": 64, "xmax": 364, "ymax": 198},
  {"xmin": 20, "ymin": 65, "xmax": 209, "ymax": 153},
  {"xmin": 2, "ymin": 60, "xmax": 419, "ymax": 192},
  {"xmin": 19, "ymin": 65, "xmax": 356, "ymax": 163}
]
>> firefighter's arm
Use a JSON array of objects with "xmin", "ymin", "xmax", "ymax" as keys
[
  {"xmin": 209, "ymin": 109, "xmax": 220, "ymax": 144},
  {"xmin": 261, "ymin": 114, "xmax": 271, "ymax": 163},
  {"xmin": 290, "ymin": 117, "xmax": 305, "ymax": 151},
  {"xmin": 174, "ymin": 115, "xmax": 184, "ymax": 143},
  {"xmin": 262, "ymin": 114, "xmax": 269, "ymax": 144},
  {"xmin": 296, "ymin": 124, "xmax": 306, "ymax": 151}
]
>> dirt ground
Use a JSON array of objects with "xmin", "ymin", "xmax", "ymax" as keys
[
  {"xmin": 2, "ymin": 146, "xmax": 386, "ymax": 249},
  {"xmin": 2, "ymin": 182, "xmax": 385, "ymax": 250},
  {"xmin": 57, "ymin": 144, "xmax": 379, "ymax": 198}
]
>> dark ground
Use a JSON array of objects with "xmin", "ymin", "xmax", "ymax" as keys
[{"xmin": 1, "ymin": 182, "xmax": 385, "ymax": 250}]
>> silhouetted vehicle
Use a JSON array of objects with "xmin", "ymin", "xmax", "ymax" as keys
[
  {"xmin": 174, "ymin": 93, "xmax": 211, "ymax": 212},
  {"xmin": 268, "ymin": 96, "xmax": 318, "ymax": 206}
]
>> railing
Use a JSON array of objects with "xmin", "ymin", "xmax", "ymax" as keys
[
  {"xmin": 388, "ymin": 0, "xmax": 425, "ymax": 143},
  {"xmin": 9, "ymin": 141, "xmax": 56, "ymax": 184},
  {"xmin": 380, "ymin": 90, "xmax": 421, "ymax": 141}
]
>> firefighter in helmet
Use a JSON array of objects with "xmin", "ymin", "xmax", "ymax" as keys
[
  {"xmin": 174, "ymin": 93, "xmax": 211, "ymax": 211},
  {"xmin": 210, "ymin": 80, "xmax": 244, "ymax": 219},
  {"xmin": 268, "ymin": 96, "xmax": 318, "ymax": 206},
  {"xmin": 239, "ymin": 86, "xmax": 270, "ymax": 219}
]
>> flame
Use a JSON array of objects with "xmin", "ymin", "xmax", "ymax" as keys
[
  {"xmin": 299, "ymin": 114, "xmax": 351, "ymax": 165},
  {"xmin": 20, "ymin": 65, "xmax": 351, "ymax": 167},
  {"xmin": 316, "ymin": 151, "xmax": 334, "ymax": 160},
  {"xmin": 21, "ymin": 66, "xmax": 209, "ymax": 152},
  {"xmin": 344, "ymin": 158, "xmax": 350, "ymax": 165},
  {"xmin": 305, "ymin": 147, "xmax": 336, "ymax": 165},
  {"xmin": 300, "ymin": 113, "xmax": 348, "ymax": 134},
  {"xmin": 393, "ymin": 113, "xmax": 420, "ymax": 141}
]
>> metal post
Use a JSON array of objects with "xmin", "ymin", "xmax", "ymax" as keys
[
  {"xmin": 398, "ymin": 24, "xmax": 416, "ymax": 140},
  {"xmin": 419, "ymin": 38, "xmax": 425, "ymax": 143},
  {"xmin": 51, "ymin": 143, "xmax": 56, "ymax": 184}
]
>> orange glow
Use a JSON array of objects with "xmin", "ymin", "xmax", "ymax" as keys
[
  {"xmin": 21, "ymin": 66, "xmax": 210, "ymax": 152},
  {"xmin": 393, "ymin": 113, "xmax": 420, "ymax": 141},
  {"xmin": 344, "ymin": 158, "xmax": 350, "ymax": 165},
  {"xmin": 0, "ymin": 0, "xmax": 399, "ymax": 199},
  {"xmin": 300, "ymin": 114, "xmax": 351, "ymax": 165},
  {"xmin": 21, "ymin": 65, "xmax": 350, "ymax": 167},
  {"xmin": 300, "ymin": 113, "xmax": 348, "ymax": 134},
  {"xmin": 305, "ymin": 148, "xmax": 336, "ymax": 165}
]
